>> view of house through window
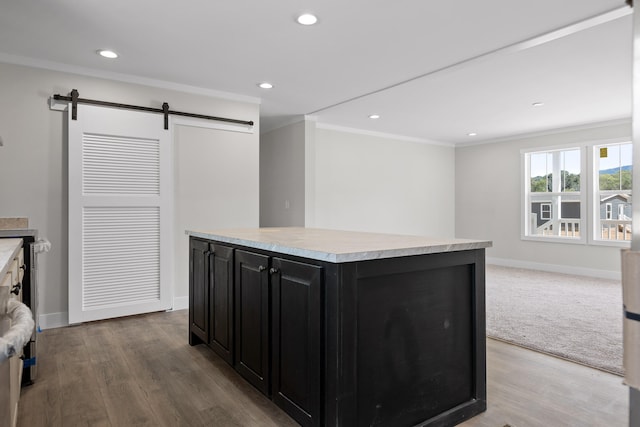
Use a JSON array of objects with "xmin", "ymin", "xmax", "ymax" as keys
[
  {"xmin": 523, "ymin": 141, "xmax": 632, "ymax": 245},
  {"xmin": 526, "ymin": 148, "xmax": 583, "ymax": 240},
  {"xmin": 594, "ymin": 142, "xmax": 632, "ymax": 242}
]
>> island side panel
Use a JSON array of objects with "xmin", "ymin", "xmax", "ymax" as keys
[
  {"xmin": 324, "ymin": 261, "xmax": 359, "ymax": 427},
  {"xmin": 329, "ymin": 249, "xmax": 487, "ymax": 427}
]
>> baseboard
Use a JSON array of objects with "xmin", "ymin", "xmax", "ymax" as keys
[
  {"xmin": 172, "ymin": 296, "xmax": 189, "ymax": 311},
  {"xmin": 39, "ymin": 312, "xmax": 69, "ymax": 330},
  {"xmin": 486, "ymin": 257, "xmax": 621, "ymax": 281},
  {"xmin": 38, "ymin": 299, "xmax": 188, "ymax": 329}
]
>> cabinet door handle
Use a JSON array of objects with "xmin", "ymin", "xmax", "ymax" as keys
[
  {"xmin": 269, "ymin": 268, "xmax": 279, "ymax": 274},
  {"xmin": 10, "ymin": 283, "xmax": 20, "ymax": 295},
  {"xmin": 258, "ymin": 265, "xmax": 266, "ymax": 272}
]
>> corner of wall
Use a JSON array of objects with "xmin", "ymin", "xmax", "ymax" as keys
[{"xmin": 304, "ymin": 119, "xmax": 317, "ymax": 227}]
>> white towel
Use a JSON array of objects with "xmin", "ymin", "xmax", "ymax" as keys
[
  {"xmin": 621, "ymin": 249, "xmax": 640, "ymax": 390},
  {"xmin": 0, "ymin": 299, "xmax": 34, "ymax": 362},
  {"xmin": 32, "ymin": 238, "xmax": 51, "ymax": 253}
]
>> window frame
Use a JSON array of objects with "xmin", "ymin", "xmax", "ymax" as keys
[
  {"xmin": 590, "ymin": 140, "xmax": 632, "ymax": 248},
  {"xmin": 521, "ymin": 138, "xmax": 632, "ymax": 248},
  {"xmin": 521, "ymin": 144, "xmax": 587, "ymax": 244}
]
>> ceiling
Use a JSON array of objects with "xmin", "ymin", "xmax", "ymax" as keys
[{"xmin": 0, "ymin": 0, "xmax": 632, "ymax": 145}]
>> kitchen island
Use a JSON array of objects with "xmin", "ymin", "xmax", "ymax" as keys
[{"xmin": 187, "ymin": 227, "xmax": 491, "ymax": 427}]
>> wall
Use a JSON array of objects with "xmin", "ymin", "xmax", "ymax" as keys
[
  {"xmin": 259, "ymin": 120, "xmax": 306, "ymax": 226},
  {"xmin": 174, "ymin": 124, "xmax": 259, "ymax": 309},
  {"xmin": 0, "ymin": 62, "xmax": 259, "ymax": 327},
  {"xmin": 455, "ymin": 122, "xmax": 631, "ymax": 279},
  {"xmin": 311, "ymin": 127, "xmax": 456, "ymax": 237}
]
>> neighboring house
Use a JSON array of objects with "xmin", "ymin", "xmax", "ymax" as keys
[
  {"xmin": 531, "ymin": 201, "xmax": 580, "ymax": 228},
  {"xmin": 600, "ymin": 194, "xmax": 631, "ymax": 220}
]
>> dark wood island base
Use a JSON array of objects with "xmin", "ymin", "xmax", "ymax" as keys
[{"xmin": 188, "ymin": 228, "xmax": 490, "ymax": 427}]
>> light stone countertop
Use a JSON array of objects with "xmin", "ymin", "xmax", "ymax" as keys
[
  {"xmin": 0, "ymin": 238, "xmax": 22, "ymax": 279},
  {"xmin": 187, "ymin": 227, "xmax": 492, "ymax": 263}
]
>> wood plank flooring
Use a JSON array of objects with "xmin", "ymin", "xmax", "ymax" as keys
[
  {"xmin": 17, "ymin": 310, "xmax": 297, "ymax": 427},
  {"xmin": 16, "ymin": 310, "xmax": 628, "ymax": 427},
  {"xmin": 460, "ymin": 340, "xmax": 628, "ymax": 427}
]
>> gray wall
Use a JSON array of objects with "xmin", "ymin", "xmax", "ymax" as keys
[
  {"xmin": 312, "ymin": 127, "xmax": 456, "ymax": 237},
  {"xmin": 455, "ymin": 122, "xmax": 630, "ymax": 278},
  {"xmin": 174, "ymin": 124, "xmax": 259, "ymax": 309},
  {"xmin": 0, "ymin": 62, "xmax": 259, "ymax": 327},
  {"xmin": 259, "ymin": 120, "xmax": 306, "ymax": 226}
]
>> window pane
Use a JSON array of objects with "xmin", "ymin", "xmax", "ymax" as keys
[
  {"xmin": 598, "ymin": 193, "xmax": 632, "ymax": 241},
  {"xmin": 524, "ymin": 147, "xmax": 583, "ymax": 240},
  {"xmin": 560, "ymin": 149, "xmax": 580, "ymax": 192},
  {"xmin": 530, "ymin": 152, "xmax": 551, "ymax": 192},
  {"xmin": 595, "ymin": 142, "xmax": 632, "ymax": 243},
  {"xmin": 598, "ymin": 143, "xmax": 632, "ymax": 191}
]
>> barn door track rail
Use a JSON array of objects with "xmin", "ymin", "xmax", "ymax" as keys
[{"xmin": 51, "ymin": 89, "xmax": 254, "ymax": 130}]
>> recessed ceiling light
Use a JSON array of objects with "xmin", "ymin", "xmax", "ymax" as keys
[
  {"xmin": 368, "ymin": 114, "xmax": 380, "ymax": 119},
  {"xmin": 97, "ymin": 49, "xmax": 118, "ymax": 59},
  {"xmin": 468, "ymin": 132, "xmax": 477, "ymax": 137},
  {"xmin": 532, "ymin": 102, "xmax": 544, "ymax": 107},
  {"xmin": 258, "ymin": 82, "xmax": 274, "ymax": 89},
  {"xmin": 297, "ymin": 13, "xmax": 318, "ymax": 25}
]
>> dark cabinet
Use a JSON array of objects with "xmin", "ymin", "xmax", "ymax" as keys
[
  {"xmin": 271, "ymin": 257, "xmax": 322, "ymax": 427},
  {"xmin": 189, "ymin": 238, "xmax": 209, "ymax": 345},
  {"xmin": 192, "ymin": 241, "xmax": 324, "ymax": 426},
  {"xmin": 234, "ymin": 250, "xmax": 271, "ymax": 395},
  {"xmin": 209, "ymin": 244, "xmax": 234, "ymax": 364},
  {"xmin": 189, "ymin": 238, "xmax": 235, "ymax": 366}
]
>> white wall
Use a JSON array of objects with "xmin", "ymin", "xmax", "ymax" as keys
[
  {"xmin": 174, "ymin": 124, "xmax": 259, "ymax": 309},
  {"xmin": 455, "ymin": 122, "xmax": 631, "ymax": 278},
  {"xmin": 259, "ymin": 120, "xmax": 306, "ymax": 226},
  {"xmin": 311, "ymin": 127, "xmax": 456, "ymax": 237},
  {"xmin": 0, "ymin": 62, "xmax": 259, "ymax": 327}
]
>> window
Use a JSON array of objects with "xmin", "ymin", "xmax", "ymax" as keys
[
  {"xmin": 522, "ymin": 141, "xmax": 632, "ymax": 246},
  {"xmin": 540, "ymin": 203, "xmax": 551, "ymax": 220},
  {"xmin": 523, "ymin": 147, "xmax": 584, "ymax": 242},
  {"xmin": 593, "ymin": 142, "xmax": 632, "ymax": 243}
]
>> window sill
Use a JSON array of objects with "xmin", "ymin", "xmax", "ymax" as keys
[
  {"xmin": 589, "ymin": 239, "xmax": 631, "ymax": 248},
  {"xmin": 521, "ymin": 235, "xmax": 586, "ymax": 245},
  {"xmin": 521, "ymin": 235, "xmax": 631, "ymax": 248}
]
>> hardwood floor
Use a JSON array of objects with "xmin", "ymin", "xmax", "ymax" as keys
[
  {"xmin": 460, "ymin": 339, "xmax": 628, "ymax": 427},
  {"xmin": 17, "ymin": 310, "xmax": 297, "ymax": 427},
  {"xmin": 17, "ymin": 310, "xmax": 628, "ymax": 427}
]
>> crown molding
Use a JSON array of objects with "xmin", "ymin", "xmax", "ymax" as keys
[
  {"xmin": 316, "ymin": 123, "xmax": 454, "ymax": 147},
  {"xmin": 455, "ymin": 118, "xmax": 631, "ymax": 148},
  {"xmin": 0, "ymin": 52, "xmax": 261, "ymax": 105}
]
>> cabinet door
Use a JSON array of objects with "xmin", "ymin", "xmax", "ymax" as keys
[
  {"xmin": 208, "ymin": 244, "xmax": 234, "ymax": 365},
  {"xmin": 189, "ymin": 238, "xmax": 209, "ymax": 345},
  {"xmin": 271, "ymin": 258, "xmax": 322, "ymax": 427},
  {"xmin": 234, "ymin": 250, "xmax": 270, "ymax": 395}
]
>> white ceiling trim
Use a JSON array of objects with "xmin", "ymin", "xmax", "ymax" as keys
[
  {"xmin": 316, "ymin": 123, "xmax": 454, "ymax": 147},
  {"xmin": 0, "ymin": 51, "xmax": 262, "ymax": 105},
  {"xmin": 455, "ymin": 117, "xmax": 631, "ymax": 148},
  {"xmin": 310, "ymin": 5, "xmax": 631, "ymax": 116}
]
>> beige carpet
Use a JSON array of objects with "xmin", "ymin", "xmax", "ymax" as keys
[{"xmin": 485, "ymin": 264, "xmax": 623, "ymax": 375}]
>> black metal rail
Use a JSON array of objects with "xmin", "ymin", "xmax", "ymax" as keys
[{"xmin": 53, "ymin": 89, "xmax": 254, "ymax": 130}]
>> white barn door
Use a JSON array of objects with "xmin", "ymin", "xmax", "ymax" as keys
[{"xmin": 68, "ymin": 104, "xmax": 172, "ymax": 324}]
